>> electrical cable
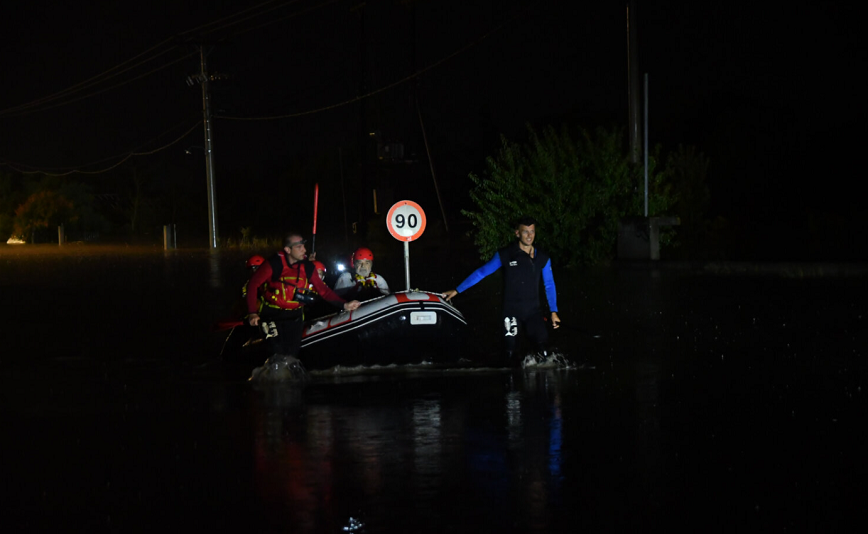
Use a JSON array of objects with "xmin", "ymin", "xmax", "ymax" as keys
[
  {"xmin": 0, "ymin": 51, "xmax": 198, "ymax": 119},
  {"xmin": 195, "ymin": 0, "xmax": 308, "ymax": 37},
  {"xmin": 1, "ymin": 120, "xmax": 200, "ymax": 176},
  {"xmin": 0, "ymin": 1, "xmax": 320, "ymax": 170},
  {"xmin": 2, "ymin": 1, "xmax": 528, "ymax": 172},
  {"xmin": 0, "ymin": 41, "xmax": 180, "ymax": 117},
  {"xmin": 216, "ymin": 14, "xmax": 513, "ymax": 121},
  {"xmin": 221, "ymin": 0, "xmax": 337, "ymax": 40},
  {"xmin": 0, "ymin": 0, "xmax": 305, "ymax": 118}
]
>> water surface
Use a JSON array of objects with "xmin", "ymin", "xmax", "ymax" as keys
[{"xmin": 2, "ymin": 245, "xmax": 866, "ymax": 532}]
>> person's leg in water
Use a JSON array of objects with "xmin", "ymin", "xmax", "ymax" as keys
[
  {"xmin": 258, "ymin": 309, "xmax": 303, "ymax": 356},
  {"xmin": 502, "ymin": 313, "xmax": 520, "ymax": 363},
  {"xmin": 523, "ymin": 311, "xmax": 550, "ymax": 363},
  {"xmin": 256, "ymin": 309, "xmax": 308, "ymax": 381},
  {"xmin": 274, "ymin": 316, "xmax": 304, "ymax": 357}
]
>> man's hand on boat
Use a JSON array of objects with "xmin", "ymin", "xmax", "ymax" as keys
[
  {"xmin": 247, "ymin": 300, "xmax": 361, "ymax": 327},
  {"xmin": 442, "ymin": 289, "xmax": 458, "ymax": 302}
]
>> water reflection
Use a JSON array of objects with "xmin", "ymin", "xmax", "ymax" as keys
[
  {"xmin": 244, "ymin": 372, "xmax": 577, "ymax": 532},
  {"xmin": 412, "ymin": 399, "xmax": 443, "ymax": 495},
  {"xmin": 635, "ymin": 362, "xmax": 662, "ymax": 512},
  {"xmin": 6, "ymin": 247, "xmax": 866, "ymax": 531},
  {"xmin": 208, "ymin": 248, "xmax": 223, "ymax": 289}
]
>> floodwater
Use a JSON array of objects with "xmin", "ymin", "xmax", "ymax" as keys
[{"xmin": 1, "ymin": 244, "xmax": 867, "ymax": 532}]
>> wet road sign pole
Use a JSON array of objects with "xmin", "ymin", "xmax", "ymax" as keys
[
  {"xmin": 386, "ymin": 200, "xmax": 427, "ymax": 291},
  {"xmin": 404, "ymin": 241, "xmax": 410, "ymax": 290}
]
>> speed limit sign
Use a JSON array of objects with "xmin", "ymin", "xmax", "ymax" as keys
[{"xmin": 386, "ymin": 200, "xmax": 427, "ymax": 242}]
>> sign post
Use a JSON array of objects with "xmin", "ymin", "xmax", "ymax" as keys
[{"xmin": 386, "ymin": 200, "xmax": 427, "ymax": 290}]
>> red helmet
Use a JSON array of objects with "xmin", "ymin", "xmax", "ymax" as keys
[
  {"xmin": 246, "ymin": 255, "xmax": 265, "ymax": 268},
  {"xmin": 312, "ymin": 260, "xmax": 326, "ymax": 274},
  {"xmin": 352, "ymin": 247, "xmax": 374, "ymax": 264}
]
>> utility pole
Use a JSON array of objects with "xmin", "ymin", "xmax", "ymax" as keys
[
  {"xmin": 411, "ymin": 3, "xmax": 449, "ymax": 233},
  {"xmin": 352, "ymin": 2, "xmax": 368, "ymax": 228},
  {"xmin": 627, "ymin": 0, "xmax": 641, "ymax": 165},
  {"xmin": 200, "ymin": 45, "xmax": 219, "ymax": 249}
]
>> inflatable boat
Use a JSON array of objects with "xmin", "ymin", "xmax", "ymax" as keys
[
  {"xmin": 221, "ymin": 290, "xmax": 468, "ymax": 371},
  {"xmin": 300, "ymin": 290, "xmax": 467, "ymax": 370}
]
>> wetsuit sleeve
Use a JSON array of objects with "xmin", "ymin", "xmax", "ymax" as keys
[
  {"xmin": 246, "ymin": 262, "xmax": 272, "ymax": 314},
  {"xmin": 310, "ymin": 272, "xmax": 346, "ymax": 308},
  {"xmin": 456, "ymin": 254, "xmax": 502, "ymax": 293},
  {"xmin": 542, "ymin": 259, "xmax": 558, "ymax": 313}
]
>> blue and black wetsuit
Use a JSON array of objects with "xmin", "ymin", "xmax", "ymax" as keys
[{"xmin": 456, "ymin": 241, "xmax": 558, "ymax": 355}]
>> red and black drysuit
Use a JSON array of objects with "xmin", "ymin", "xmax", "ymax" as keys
[{"xmin": 245, "ymin": 251, "xmax": 347, "ymax": 357}]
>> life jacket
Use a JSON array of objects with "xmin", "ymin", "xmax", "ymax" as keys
[
  {"xmin": 497, "ymin": 241, "xmax": 550, "ymax": 312},
  {"xmin": 351, "ymin": 272, "xmax": 381, "ymax": 289},
  {"xmin": 260, "ymin": 252, "xmax": 315, "ymax": 310}
]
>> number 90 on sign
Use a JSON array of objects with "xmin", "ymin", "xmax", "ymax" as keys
[{"xmin": 386, "ymin": 201, "xmax": 427, "ymax": 242}]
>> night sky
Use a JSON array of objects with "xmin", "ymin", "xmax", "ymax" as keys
[{"xmin": 1, "ymin": 1, "xmax": 864, "ymax": 258}]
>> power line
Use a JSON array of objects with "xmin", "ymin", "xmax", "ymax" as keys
[
  {"xmin": 2, "ymin": 1, "xmax": 525, "ymax": 175},
  {"xmin": 0, "ymin": 0, "xmax": 329, "ymax": 173},
  {"xmin": 180, "ymin": 0, "xmax": 286, "ymax": 36},
  {"xmin": 196, "ymin": 0, "xmax": 310, "ymax": 38},
  {"xmin": 215, "ymin": 14, "xmax": 512, "ymax": 121},
  {"xmin": 0, "ymin": 50, "xmax": 198, "ymax": 119},
  {"xmin": 0, "ymin": 0, "xmax": 309, "ymax": 118},
  {"xmin": 222, "ymin": 0, "xmax": 338, "ymax": 40},
  {"xmin": 1, "ymin": 120, "xmax": 200, "ymax": 176},
  {"xmin": 0, "ymin": 40, "xmax": 180, "ymax": 117}
]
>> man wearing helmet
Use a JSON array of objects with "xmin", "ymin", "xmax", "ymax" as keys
[
  {"xmin": 442, "ymin": 216, "xmax": 560, "ymax": 365},
  {"xmin": 311, "ymin": 260, "xmax": 328, "ymax": 284},
  {"xmin": 247, "ymin": 254, "xmax": 266, "ymax": 269},
  {"xmin": 246, "ymin": 232, "xmax": 361, "ymax": 358},
  {"xmin": 301, "ymin": 260, "xmax": 334, "ymax": 320},
  {"xmin": 242, "ymin": 254, "xmax": 266, "ymax": 298},
  {"xmin": 334, "ymin": 247, "xmax": 390, "ymax": 298}
]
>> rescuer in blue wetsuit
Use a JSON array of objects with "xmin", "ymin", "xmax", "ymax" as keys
[{"xmin": 443, "ymin": 217, "xmax": 560, "ymax": 363}]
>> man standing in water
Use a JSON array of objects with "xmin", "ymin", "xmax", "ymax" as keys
[
  {"xmin": 246, "ymin": 232, "xmax": 360, "ymax": 362},
  {"xmin": 443, "ymin": 217, "xmax": 560, "ymax": 364}
]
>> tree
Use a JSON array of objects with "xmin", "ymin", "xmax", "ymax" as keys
[
  {"xmin": 462, "ymin": 125, "xmax": 676, "ymax": 266},
  {"xmin": 12, "ymin": 175, "xmax": 109, "ymax": 243},
  {"xmin": 13, "ymin": 190, "xmax": 76, "ymax": 242},
  {"xmin": 0, "ymin": 172, "xmax": 24, "ymax": 239}
]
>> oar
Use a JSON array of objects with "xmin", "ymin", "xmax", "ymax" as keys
[
  {"xmin": 213, "ymin": 319, "xmax": 244, "ymax": 332},
  {"xmin": 311, "ymin": 182, "xmax": 319, "ymax": 255}
]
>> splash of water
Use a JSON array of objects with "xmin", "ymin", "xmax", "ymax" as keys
[
  {"xmin": 520, "ymin": 350, "xmax": 576, "ymax": 370},
  {"xmin": 249, "ymin": 354, "xmax": 309, "ymax": 383}
]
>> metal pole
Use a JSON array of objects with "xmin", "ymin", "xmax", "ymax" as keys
[
  {"xmin": 644, "ymin": 72, "xmax": 649, "ymax": 217},
  {"xmin": 312, "ymin": 183, "xmax": 319, "ymax": 254},
  {"xmin": 200, "ymin": 46, "xmax": 219, "ymax": 249},
  {"xmin": 404, "ymin": 241, "xmax": 410, "ymax": 291},
  {"xmin": 416, "ymin": 98, "xmax": 449, "ymax": 232},
  {"xmin": 339, "ymin": 147, "xmax": 348, "ymax": 245},
  {"xmin": 627, "ymin": 0, "xmax": 641, "ymax": 164}
]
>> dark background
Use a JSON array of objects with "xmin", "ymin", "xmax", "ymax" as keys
[{"xmin": 1, "ymin": 1, "xmax": 864, "ymax": 259}]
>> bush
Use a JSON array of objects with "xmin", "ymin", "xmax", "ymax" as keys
[{"xmin": 463, "ymin": 125, "xmax": 676, "ymax": 266}]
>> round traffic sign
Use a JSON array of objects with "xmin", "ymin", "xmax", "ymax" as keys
[{"xmin": 386, "ymin": 200, "xmax": 427, "ymax": 242}]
